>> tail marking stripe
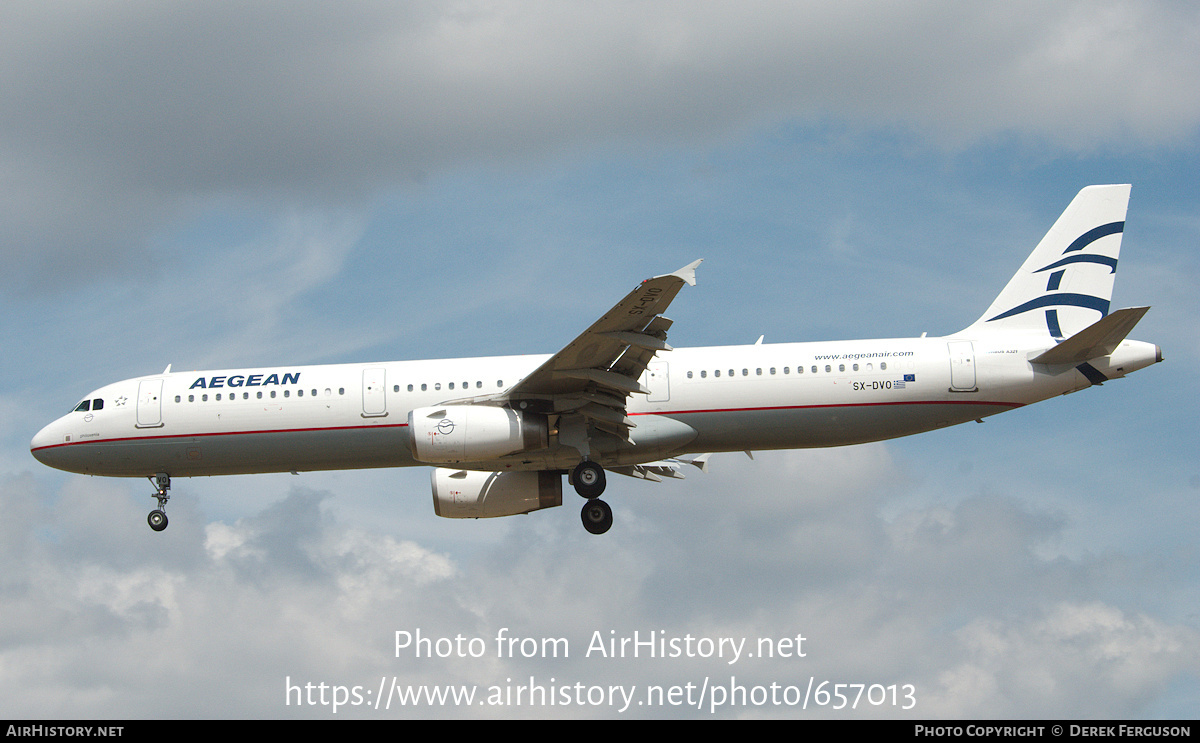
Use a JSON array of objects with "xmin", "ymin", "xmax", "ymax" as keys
[
  {"xmin": 1075, "ymin": 362, "xmax": 1109, "ymax": 386},
  {"xmin": 987, "ymin": 293, "xmax": 1110, "ymax": 322},
  {"xmin": 1034, "ymin": 254, "xmax": 1119, "ymax": 274},
  {"xmin": 1063, "ymin": 221, "xmax": 1123, "ymax": 254},
  {"xmin": 1046, "ymin": 310, "xmax": 1064, "ymax": 339}
]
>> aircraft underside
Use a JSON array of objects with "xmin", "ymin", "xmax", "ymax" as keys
[{"xmin": 40, "ymin": 395, "xmax": 1032, "ymax": 534}]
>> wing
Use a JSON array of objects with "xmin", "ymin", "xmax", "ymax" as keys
[
  {"xmin": 611, "ymin": 453, "xmax": 712, "ymax": 481},
  {"xmin": 494, "ymin": 259, "xmax": 701, "ymax": 440}
]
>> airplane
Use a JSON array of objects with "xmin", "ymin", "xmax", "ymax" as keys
[{"xmin": 31, "ymin": 185, "xmax": 1161, "ymax": 535}]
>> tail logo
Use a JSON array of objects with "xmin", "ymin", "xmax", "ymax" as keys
[{"xmin": 986, "ymin": 221, "xmax": 1123, "ymax": 336}]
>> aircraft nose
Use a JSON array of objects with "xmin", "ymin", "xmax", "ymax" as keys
[{"xmin": 30, "ymin": 420, "xmax": 63, "ymax": 468}]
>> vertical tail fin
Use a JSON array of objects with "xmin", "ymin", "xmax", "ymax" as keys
[{"xmin": 960, "ymin": 185, "xmax": 1130, "ymax": 338}]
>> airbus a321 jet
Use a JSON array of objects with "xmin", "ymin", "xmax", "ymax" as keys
[{"xmin": 31, "ymin": 185, "xmax": 1161, "ymax": 535}]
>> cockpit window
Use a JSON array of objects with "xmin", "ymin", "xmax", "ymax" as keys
[{"xmin": 73, "ymin": 398, "xmax": 104, "ymax": 412}]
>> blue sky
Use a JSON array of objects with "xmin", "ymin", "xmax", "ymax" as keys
[{"xmin": 2, "ymin": 2, "xmax": 1198, "ymax": 718}]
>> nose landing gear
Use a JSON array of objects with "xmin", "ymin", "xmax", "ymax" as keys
[{"xmin": 146, "ymin": 473, "xmax": 170, "ymax": 532}]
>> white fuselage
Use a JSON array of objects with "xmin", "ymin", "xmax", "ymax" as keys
[{"xmin": 29, "ymin": 333, "xmax": 1160, "ymax": 479}]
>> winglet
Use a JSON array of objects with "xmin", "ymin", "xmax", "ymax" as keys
[{"xmin": 665, "ymin": 259, "xmax": 703, "ymax": 287}]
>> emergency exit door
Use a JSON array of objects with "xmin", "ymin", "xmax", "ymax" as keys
[{"xmin": 362, "ymin": 367, "xmax": 387, "ymax": 417}]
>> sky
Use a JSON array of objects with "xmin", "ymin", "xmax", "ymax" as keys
[{"xmin": 2, "ymin": 1, "xmax": 1198, "ymax": 719}]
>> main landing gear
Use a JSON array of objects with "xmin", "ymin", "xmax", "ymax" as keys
[
  {"xmin": 571, "ymin": 461, "xmax": 612, "ymax": 535},
  {"xmin": 146, "ymin": 472, "xmax": 170, "ymax": 532},
  {"xmin": 580, "ymin": 498, "xmax": 613, "ymax": 535}
]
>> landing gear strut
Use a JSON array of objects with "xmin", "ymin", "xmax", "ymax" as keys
[
  {"xmin": 571, "ymin": 461, "xmax": 611, "ymax": 534},
  {"xmin": 146, "ymin": 472, "xmax": 170, "ymax": 532}
]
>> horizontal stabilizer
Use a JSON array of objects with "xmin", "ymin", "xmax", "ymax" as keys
[{"xmin": 1030, "ymin": 306, "xmax": 1150, "ymax": 365}]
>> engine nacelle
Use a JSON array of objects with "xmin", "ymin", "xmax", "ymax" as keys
[
  {"xmin": 408, "ymin": 405, "xmax": 548, "ymax": 464},
  {"xmin": 431, "ymin": 469, "xmax": 562, "ymax": 518}
]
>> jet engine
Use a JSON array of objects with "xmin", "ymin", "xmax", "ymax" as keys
[
  {"xmin": 431, "ymin": 469, "xmax": 562, "ymax": 518},
  {"xmin": 408, "ymin": 405, "xmax": 548, "ymax": 464}
]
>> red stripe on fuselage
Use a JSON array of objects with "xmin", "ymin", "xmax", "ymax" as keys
[{"xmin": 31, "ymin": 399, "xmax": 1022, "ymax": 453}]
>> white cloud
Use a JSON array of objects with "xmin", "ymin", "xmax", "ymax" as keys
[
  {"xmin": 923, "ymin": 603, "xmax": 1199, "ymax": 717},
  {"xmin": 3, "ymin": 1, "xmax": 1198, "ymax": 288},
  {"xmin": 2, "ymin": 446, "xmax": 1195, "ymax": 718}
]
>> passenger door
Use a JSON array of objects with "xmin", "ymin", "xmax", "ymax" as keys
[
  {"xmin": 136, "ymin": 379, "xmax": 164, "ymax": 428},
  {"xmin": 948, "ymin": 342, "xmax": 978, "ymax": 392}
]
